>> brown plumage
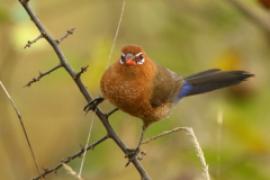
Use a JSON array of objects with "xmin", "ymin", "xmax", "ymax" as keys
[
  {"xmin": 101, "ymin": 45, "xmax": 254, "ymax": 128},
  {"xmin": 101, "ymin": 45, "xmax": 181, "ymax": 127},
  {"xmin": 98, "ymin": 44, "xmax": 254, "ymax": 154},
  {"xmin": 258, "ymin": 0, "xmax": 270, "ymax": 9}
]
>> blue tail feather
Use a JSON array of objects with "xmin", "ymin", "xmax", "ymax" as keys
[
  {"xmin": 177, "ymin": 81, "xmax": 193, "ymax": 100},
  {"xmin": 175, "ymin": 69, "xmax": 253, "ymax": 101}
]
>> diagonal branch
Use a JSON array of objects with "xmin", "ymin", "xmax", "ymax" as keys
[
  {"xmin": 0, "ymin": 81, "xmax": 41, "ymax": 176},
  {"xmin": 18, "ymin": 1, "xmax": 151, "ymax": 180},
  {"xmin": 24, "ymin": 34, "xmax": 43, "ymax": 49},
  {"xmin": 33, "ymin": 136, "xmax": 108, "ymax": 180},
  {"xmin": 25, "ymin": 64, "xmax": 62, "ymax": 87},
  {"xmin": 56, "ymin": 28, "xmax": 76, "ymax": 44}
]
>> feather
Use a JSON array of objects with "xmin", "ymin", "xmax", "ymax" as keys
[
  {"xmin": 150, "ymin": 65, "xmax": 182, "ymax": 107},
  {"xmin": 178, "ymin": 69, "xmax": 254, "ymax": 98}
]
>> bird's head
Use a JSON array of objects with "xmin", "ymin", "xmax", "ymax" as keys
[{"xmin": 119, "ymin": 45, "xmax": 146, "ymax": 66}]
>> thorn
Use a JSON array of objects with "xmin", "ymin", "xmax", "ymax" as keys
[
  {"xmin": 75, "ymin": 65, "xmax": 89, "ymax": 79},
  {"xmin": 24, "ymin": 65, "xmax": 62, "ymax": 87}
]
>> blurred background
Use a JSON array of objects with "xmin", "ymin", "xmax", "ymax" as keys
[{"xmin": 0, "ymin": 0, "xmax": 269, "ymax": 179}]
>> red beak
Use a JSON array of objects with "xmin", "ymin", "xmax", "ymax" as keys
[{"xmin": 126, "ymin": 59, "xmax": 136, "ymax": 66}]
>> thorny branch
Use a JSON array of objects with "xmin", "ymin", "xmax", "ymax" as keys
[
  {"xmin": 56, "ymin": 28, "xmax": 76, "ymax": 44},
  {"xmin": 24, "ymin": 34, "xmax": 43, "ymax": 49},
  {"xmin": 75, "ymin": 65, "xmax": 89, "ymax": 80},
  {"xmin": 32, "ymin": 136, "xmax": 108, "ymax": 180},
  {"xmin": 25, "ymin": 64, "xmax": 62, "ymax": 87},
  {"xmin": 18, "ymin": 1, "xmax": 151, "ymax": 180},
  {"xmin": 24, "ymin": 27, "xmax": 75, "ymax": 49}
]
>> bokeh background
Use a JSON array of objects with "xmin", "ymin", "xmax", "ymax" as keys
[{"xmin": 0, "ymin": 0, "xmax": 269, "ymax": 179}]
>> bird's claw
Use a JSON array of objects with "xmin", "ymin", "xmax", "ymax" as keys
[
  {"xmin": 83, "ymin": 97, "xmax": 104, "ymax": 112},
  {"xmin": 125, "ymin": 148, "xmax": 146, "ymax": 167}
]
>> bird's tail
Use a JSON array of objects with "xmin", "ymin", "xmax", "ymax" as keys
[{"xmin": 177, "ymin": 69, "xmax": 254, "ymax": 99}]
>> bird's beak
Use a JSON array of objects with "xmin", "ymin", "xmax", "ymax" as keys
[{"xmin": 125, "ymin": 59, "xmax": 136, "ymax": 66}]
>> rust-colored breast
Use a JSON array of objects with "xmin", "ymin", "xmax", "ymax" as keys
[{"xmin": 100, "ymin": 59, "xmax": 172, "ymax": 126}]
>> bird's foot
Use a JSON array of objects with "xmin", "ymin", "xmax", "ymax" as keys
[
  {"xmin": 83, "ymin": 97, "xmax": 104, "ymax": 112},
  {"xmin": 125, "ymin": 148, "xmax": 146, "ymax": 167}
]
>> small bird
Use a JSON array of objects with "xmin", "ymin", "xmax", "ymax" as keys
[
  {"xmin": 258, "ymin": 0, "xmax": 270, "ymax": 9},
  {"xmin": 87, "ymin": 45, "xmax": 253, "ymax": 157}
]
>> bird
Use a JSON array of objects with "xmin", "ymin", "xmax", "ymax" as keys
[
  {"xmin": 85, "ymin": 44, "xmax": 254, "ymax": 159},
  {"xmin": 258, "ymin": 0, "xmax": 270, "ymax": 9}
]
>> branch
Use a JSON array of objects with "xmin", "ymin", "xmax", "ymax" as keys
[
  {"xmin": 25, "ymin": 64, "xmax": 62, "ymax": 87},
  {"xmin": 18, "ymin": 1, "xmax": 151, "ymax": 180},
  {"xmin": 226, "ymin": 0, "xmax": 270, "ymax": 34},
  {"xmin": 56, "ymin": 28, "xmax": 76, "ymax": 44},
  {"xmin": 24, "ymin": 34, "xmax": 43, "ymax": 49},
  {"xmin": 0, "ymin": 81, "xmax": 41, "ymax": 176},
  {"xmin": 33, "ymin": 136, "xmax": 109, "ymax": 180}
]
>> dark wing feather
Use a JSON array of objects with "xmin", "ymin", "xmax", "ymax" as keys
[
  {"xmin": 184, "ymin": 70, "xmax": 254, "ymax": 96},
  {"xmin": 185, "ymin": 69, "xmax": 221, "ymax": 80},
  {"xmin": 150, "ymin": 65, "xmax": 182, "ymax": 107}
]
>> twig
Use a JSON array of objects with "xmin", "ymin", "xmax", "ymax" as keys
[
  {"xmin": 226, "ymin": 0, "xmax": 270, "ymax": 34},
  {"xmin": 107, "ymin": 0, "xmax": 126, "ymax": 67},
  {"xmin": 142, "ymin": 127, "xmax": 210, "ymax": 180},
  {"xmin": 24, "ymin": 34, "xmax": 43, "ymax": 49},
  {"xmin": 63, "ymin": 163, "xmax": 84, "ymax": 180},
  {"xmin": 56, "ymin": 28, "xmax": 76, "ymax": 44},
  {"xmin": 0, "ymin": 81, "xmax": 41, "ymax": 176},
  {"xmin": 75, "ymin": 65, "xmax": 89, "ymax": 80},
  {"xmin": 33, "ymin": 136, "xmax": 109, "ymax": 180},
  {"xmin": 19, "ymin": 1, "xmax": 151, "ymax": 179},
  {"xmin": 25, "ymin": 64, "xmax": 62, "ymax": 87}
]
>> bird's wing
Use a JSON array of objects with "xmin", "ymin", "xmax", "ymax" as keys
[{"xmin": 150, "ymin": 65, "xmax": 182, "ymax": 107}]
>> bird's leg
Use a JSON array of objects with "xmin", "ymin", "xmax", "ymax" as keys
[
  {"xmin": 125, "ymin": 125, "xmax": 146, "ymax": 166},
  {"xmin": 106, "ymin": 108, "xmax": 119, "ymax": 118},
  {"xmin": 83, "ymin": 97, "xmax": 104, "ymax": 112}
]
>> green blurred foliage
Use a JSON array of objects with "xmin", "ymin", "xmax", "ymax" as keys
[{"xmin": 0, "ymin": 0, "xmax": 269, "ymax": 180}]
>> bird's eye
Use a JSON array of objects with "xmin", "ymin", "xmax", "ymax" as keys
[
  {"xmin": 135, "ymin": 53, "xmax": 144, "ymax": 65},
  {"xmin": 120, "ymin": 54, "xmax": 125, "ymax": 64}
]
